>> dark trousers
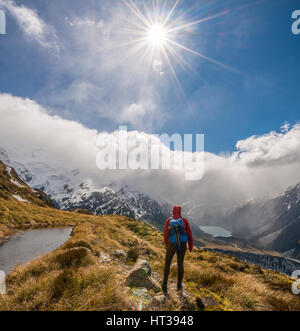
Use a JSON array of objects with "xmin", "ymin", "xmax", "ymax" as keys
[{"xmin": 163, "ymin": 243, "xmax": 187, "ymax": 287}]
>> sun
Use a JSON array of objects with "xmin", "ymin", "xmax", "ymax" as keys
[
  {"xmin": 147, "ymin": 24, "xmax": 167, "ymax": 47},
  {"xmin": 122, "ymin": 0, "xmax": 232, "ymax": 91}
]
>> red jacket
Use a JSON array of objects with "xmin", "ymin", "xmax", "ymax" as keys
[{"xmin": 164, "ymin": 217, "xmax": 194, "ymax": 252}]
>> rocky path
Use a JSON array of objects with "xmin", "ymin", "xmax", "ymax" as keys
[{"xmin": 106, "ymin": 249, "xmax": 206, "ymax": 311}]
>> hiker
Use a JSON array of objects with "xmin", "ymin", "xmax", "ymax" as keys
[{"xmin": 162, "ymin": 205, "xmax": 193, "ymax": 293}]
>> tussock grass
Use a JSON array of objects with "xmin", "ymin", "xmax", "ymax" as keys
[{"xmin": 54, "ymin": 247, "xmax": 94, "ymax": 268}]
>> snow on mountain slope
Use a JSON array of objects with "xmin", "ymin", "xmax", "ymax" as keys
[
  {"xmin": 0, "ymin": 148, "xmax": 168, "ymax": 226},
  {"xmin": 0, "ymin": 160, "xmax": 53, "ymax": 207}
]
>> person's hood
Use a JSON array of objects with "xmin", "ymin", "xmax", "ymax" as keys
[{"xmin": 172, "ymin": 205, "xmax": 182, "ymax": 219}]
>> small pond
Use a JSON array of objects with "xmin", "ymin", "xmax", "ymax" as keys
[
  {"xmin": 199, "ymin": 225, "xmax": 232, "ymax": 238},
  {"xmin": 0, "ymin": 227, "xmax": 72, "ymax": 274}
]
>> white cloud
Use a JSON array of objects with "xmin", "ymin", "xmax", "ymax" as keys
[
  {"xmin": 0, "ymin": 93, "xmax": 300, "ymax": 223},
  {"xmin": 232, "ymin": 124, "xmax": 300, "ymax": 166},
  {"xmin": 0, "ymin": 0, "xmax": 58, "ymax": 51},
  {"xmin": 120, "ymin": 103, "xmax": 147, "ymax": 126},
  {"xmin": 0, "ymin": 93, "xmax": 98, "ymax": 173},
  {"xmin": 119, "ymin": 99, "xmax": 161, "ymax": 128}
]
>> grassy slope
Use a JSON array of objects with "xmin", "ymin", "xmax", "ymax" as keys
[{"xmin": 0, "ymin": 198, "xmax": 299, "ymax": 311}]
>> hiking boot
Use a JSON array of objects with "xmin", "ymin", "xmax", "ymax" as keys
[
  {"xmin": 177, "ymin": 284, "xmax": 182, "ymax": 292},
  {"xmin": 162, "ymin": 282, "xmax": 168, "ymax": 293}
]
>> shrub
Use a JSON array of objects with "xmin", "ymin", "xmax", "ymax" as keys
[
  {"xmin": 27, "ymin": 261, "xmax": 49, "ymax": 278},
  {"xmin": 54, "ymin": 248, "xmax": 92, "ymax": 268},
  {"xmin": 186, "ymin": 269, "xmax": 235, "ymax": 293}
]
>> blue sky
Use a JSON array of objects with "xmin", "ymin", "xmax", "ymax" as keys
[{"xmin": 0, "ymin": 0, "xmax": 299, "ymax": 154}]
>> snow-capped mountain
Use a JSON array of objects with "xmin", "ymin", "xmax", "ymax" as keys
[
  {"xmin": 0, "ymin": 147, "xmax": 203, "ymax": 236},
  {"xmin": 58, "ymin": 180, "xmax": 173, "ymax": 230}
]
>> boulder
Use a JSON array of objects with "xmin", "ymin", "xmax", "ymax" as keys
[{"xmin": 126, "ymin": 259, "xmax": 159, "ymax": 290}]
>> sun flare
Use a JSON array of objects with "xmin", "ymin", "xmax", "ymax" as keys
[
  {"xmin": 122, "ymin": 0, "xmax": 232, "ymax": 92},
  {"xmin": 147, "ymin": 24, "xmax": 167, "ymax": 47}
]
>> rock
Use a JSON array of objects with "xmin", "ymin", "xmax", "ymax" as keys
[
  {"xmin": 136, "ymin": 259, "xmax": 152, "ymax": 275},
  {"xmin": 148, "ymin": 278, "xmax": 161, "ymax": 293},
  {"xmin": 152, "ymin": 272, "xmax": 162, "ymax": 282},
  {"xmin": 113, "ymin": 250, "xmax": 127, "ymax": 261},
  {"xmin": 99, "ymin": 253, "xmax": 110, "ymax": 263},
  {"xmin": 151, "ymin": 295, "xmax": 167, "ymax": 307},
  {"xmin": 126, "ymin": 259, "xmax": 155, "ymax": 289}
]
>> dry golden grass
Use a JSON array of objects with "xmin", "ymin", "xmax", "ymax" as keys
[
  {"xmin": 0, "ymin": 198, "xmax": 299, "ymax": 311},
  {"xmin": 0, "ymin": 198, "xmax": 97, "ymax": 240}
]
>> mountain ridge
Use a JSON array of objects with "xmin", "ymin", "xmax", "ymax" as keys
[
  {"xmin": 219, "ymin": 183, "xmax": 300, "ymax": 255},
  {"xmin": 0, "ymin": 160, "xmax": 53, "ymax": 207}
]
